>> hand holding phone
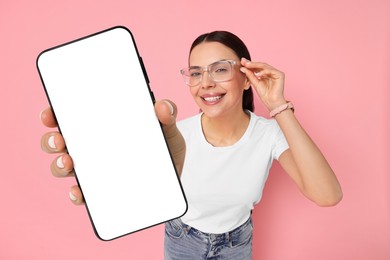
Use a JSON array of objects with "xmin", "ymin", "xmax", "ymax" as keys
[{"xmin": 37, "ymin": 26, "xmax": 187, "ymax": 241}]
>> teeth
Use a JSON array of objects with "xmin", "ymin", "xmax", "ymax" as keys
[{"xmin": 204, "ymin": 96, "xmax": 222, "ymax": 102}]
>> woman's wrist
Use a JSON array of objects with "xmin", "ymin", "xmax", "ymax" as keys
[
  {"xmin": 266, "ymin": 98, "xmax": 288, "ymax": 112},
  {"xmin": 269, "ymin": 102, "xmax": 294, "ymax": 117}
]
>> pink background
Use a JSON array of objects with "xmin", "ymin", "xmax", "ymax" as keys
[{"xmin": 1, "ymin": 0, "xmax": 389, "ymax": 259}]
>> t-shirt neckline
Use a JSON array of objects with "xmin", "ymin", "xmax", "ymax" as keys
[{"xmin": 197, "ymin": 111, "xmax": 255, "ymax": 150}]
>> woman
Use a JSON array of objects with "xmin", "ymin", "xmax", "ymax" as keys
[{"xmin": 40, "ymin": 31, "xmax": 342, "ymax": 259}]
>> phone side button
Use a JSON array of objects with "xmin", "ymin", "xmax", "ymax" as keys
[{"xmin": 139, "ymin": 57, "xmax": 150, "ymax": 83}]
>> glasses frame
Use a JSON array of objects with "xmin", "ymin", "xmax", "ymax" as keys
[{"xmin": 180, "ymin": 59, "xmax": 237, "ymax": 87}]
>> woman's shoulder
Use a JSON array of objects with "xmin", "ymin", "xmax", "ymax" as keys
[
  {"xmin": 249, "ymin": 111, "xmax": 278, "ymax": 127},
  {"xmin": 247, "ymin": 111, "xmax": 282, "ymax": 135}
]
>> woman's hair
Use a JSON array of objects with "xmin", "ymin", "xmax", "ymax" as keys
[{"xmin": 189, "ymin": 31, "xmax": 254, "ymax": 112}]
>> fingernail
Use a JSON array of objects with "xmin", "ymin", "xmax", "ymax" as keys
[
  {"xmin": 56, "ymin": 156, "xmax": 64, "ymax": 169},
  {"xmin": 240, "ymin": 67, "xmax": 246, "ymax": 73},
  {"xmin": 163, "ymin": 100, "xmax": 174, "ymax": 115},
  {"xmin": 69, "ymin": 191, "xmax": 77, "ymax": 201},
  {"xmin": 255, "ymin": 72, "xmax": 262, "ymax": 79},
  {"xmin": 242, "ymin": 57, "xmax": 250, "ymax": 63},
  {"xmin": 48, "ymin": 135, "xmax": 56, "ymax": 149}
]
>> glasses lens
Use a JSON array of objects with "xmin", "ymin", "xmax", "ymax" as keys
[
  {"xmin": 181, "ymin": 67, "xmax": 202, "ymax": 86},
  {"xmin": 209, "ymin": 61, "xmax": 233, "ymax": 82},
  {"xmin": 180, "ymin": 60, "xmax": 235, "ymax": 87}
]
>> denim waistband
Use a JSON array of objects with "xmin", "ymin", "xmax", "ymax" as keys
[{"xmin": 173, "ymin": 216, "xmax": 252, "ymax": 242}]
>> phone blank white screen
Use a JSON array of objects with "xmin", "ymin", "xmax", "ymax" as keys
[{"xmin": 37, "ymin": 27, "xmax": 187, "ymax": 240}]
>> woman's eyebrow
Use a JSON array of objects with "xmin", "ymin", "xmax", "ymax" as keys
[
  {"xmin": 189, "ymin": 65, "xmax": 202, "ymax": 69},
  {"xmin": 189, "ymin": 59, "xmax": 228, "ymax": 69}
]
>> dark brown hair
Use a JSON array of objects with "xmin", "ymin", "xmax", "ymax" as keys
[{"xmin": 189, "ymin": 31, "xmax": 254, "ymax": 112}]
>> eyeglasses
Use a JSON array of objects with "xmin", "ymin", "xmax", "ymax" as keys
[{"xmin": 180, "ymin": 60, "xmax": 237, "ymax": 87}]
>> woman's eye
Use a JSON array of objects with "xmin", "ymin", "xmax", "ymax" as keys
[
  {"xmin": 216, "ymin": 68, "xmax": 227, "ymax": 72},
  {"xmin": 190, "ymin": 71, "xmax": 201, "ymax": 77},
  {"xmin": 213, "ymin": 67, "xmax": 229, "ymax": 74}
]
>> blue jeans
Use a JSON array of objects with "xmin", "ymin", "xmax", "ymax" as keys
[{"xmin": 164, "ymin": 217, "xmax": 253, "ymax": 260}]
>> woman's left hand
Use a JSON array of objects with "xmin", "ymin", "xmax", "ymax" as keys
[{"xmin": 239, "ymin": 58, "xmax": 287, "ymax": 111}]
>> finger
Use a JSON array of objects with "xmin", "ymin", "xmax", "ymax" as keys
[
  {"xmin": 240, "ymin": 58, "xmax": 275, "ymax": 70},
  {"xmin": 155, "ymin": 99, "xmax": 180, "ymax": 140},
  {"xmin": 50, "ymin": 154, "xmax": 74, "ymax": 177},
  {"xmin": 41, "ymin": 132, "xmax": 66, "ymax": 153},
  {"xmin": 154, "ymin": 99, "xmax": 177, "ymax": 126},
  {"xmin": 69, "ymin": 185, "xmax": 84, "ymax": 205},
  {"xmin": 240, "ymin": 66, "xmax": 262, "ymax": 85},
  {"xmin": 154, "ymin": 99, "xmax": 186, "ymax": 175},
  {"xmin": 240, "ymin": 58, "xmax": 284, "ymax": 80},
  {"xmin": 40, "ymin": 107, "xmax": 57, "ymax": 128},
  {"xmin": 240, "ymin": 58, "xmax": 269, "ymax": 85},
  {"xmin": 254, "ymin": 68, "xmax": 284, "ymax": 80}
]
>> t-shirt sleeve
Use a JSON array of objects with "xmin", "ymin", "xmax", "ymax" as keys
[{"xmin": 272, "ymin": 125, "xmax": 289, "ymax": 160}]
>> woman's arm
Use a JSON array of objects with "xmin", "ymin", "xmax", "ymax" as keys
[
  {"xmin": 275, "ymin": 109, "xmax": 342, "ymax": 206},
  {"xmin": 239, "ymin": 58, "xmax": 342, "ymax": 206}
]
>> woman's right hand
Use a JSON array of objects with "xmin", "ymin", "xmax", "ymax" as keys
[{"xmin": 40, "ymin": 100, "xmax": 185, "ymax": 205}]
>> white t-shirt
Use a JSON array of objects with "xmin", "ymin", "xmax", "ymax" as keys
[{"xmin": 177, "ymin": 111, "xmax": 289, "ymax": 234}]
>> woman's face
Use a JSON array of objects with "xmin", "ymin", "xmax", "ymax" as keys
[{"xmin": 188, "ymin": 42, "xmax": 250, "ymax": 119}]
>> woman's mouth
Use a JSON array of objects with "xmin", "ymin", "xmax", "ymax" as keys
[{"xmin": 201, "ymin": 94, "xmax": 225, "ymax": 105}]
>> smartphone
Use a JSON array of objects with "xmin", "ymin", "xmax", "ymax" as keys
[{"xmin": 37, "ymin": 26, "xmax": 187, "ymax": 241}]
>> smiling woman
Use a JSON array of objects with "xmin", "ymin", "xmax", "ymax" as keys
[
  {"xmin": 40, "ymin": 30, "xmax": 342, "ymax": 259},
  {"xmin": 168, "ymin": 31, "xmax": 343, "ymax": 259}
]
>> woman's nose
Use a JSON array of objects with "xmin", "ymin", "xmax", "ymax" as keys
[{"xmin": 200, "ymin": 71, "xmax": 215, "ymax": 89}]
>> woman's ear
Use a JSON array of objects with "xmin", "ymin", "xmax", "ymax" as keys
[
  {"xmin": 244, "ymin": 76, "xmax": 251, "ymax": 90},
  {"xmin": 240, "ymin": 63, "xmax": 252, "ymax": 90}
]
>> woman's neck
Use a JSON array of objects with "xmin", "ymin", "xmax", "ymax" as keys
[{"xmin": 201, "ymin": 109, "xmax": 250, "ymax": 147}]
